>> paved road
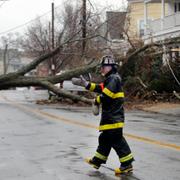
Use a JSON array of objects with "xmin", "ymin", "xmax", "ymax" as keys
[{"xmin": 0, "ymin": 90, "xmax": 180, "ymax": 180}]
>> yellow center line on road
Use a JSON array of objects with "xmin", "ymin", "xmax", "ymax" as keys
[
  {"xmin": 125, "ymin": 134, "xmax": 180, "ymax": 151},
  {"xmin": 2, "ymin": 95, "xmax": 180, "ymax": 151},
  {"xmin": 1, "ymin": 95, "xmax": 98, "ymax": 130}
]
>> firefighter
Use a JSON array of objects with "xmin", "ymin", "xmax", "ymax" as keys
[{"xmin": 72, "ymin": 55, "xmax": 134, "ymax": 174}]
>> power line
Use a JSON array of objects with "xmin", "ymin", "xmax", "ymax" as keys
[
  {"xmin": 0, "ymin": 12, "xmax": 50, "ymax": 35},
  {"xmin": 87, "ymin": 0, "xmax": 95, "ymax": 10},
  {"xmin": 0, "ymin": 1, "xmax": 6, "ymax": 8},
  {"xmin": 0, "ymin": 4, "xmax": 62, "ymax": 36},
  {"xmin": 0, "ymin": 0, "xmax": 9, "ymax": 8},
  {"xmin": 0, "ymin": 1, "xmax": 150, "ymax": 36}
]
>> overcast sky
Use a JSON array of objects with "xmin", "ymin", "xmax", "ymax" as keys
[{"xmin": 0, "ymin": 0, "xmax": 127, "ymax": 36}]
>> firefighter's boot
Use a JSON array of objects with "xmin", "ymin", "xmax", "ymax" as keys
[
  {"xmin": 85, "ymin": 158, "xmax": 101, "ymax": 169},
  {"xmin": 115, "ymin": 164, "xmax": 133, "ymax": 175}
]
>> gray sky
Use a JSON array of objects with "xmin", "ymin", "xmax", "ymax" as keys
[{"xmin": 0, "ymin": 0, "xmax": 127, "ymax": 36}]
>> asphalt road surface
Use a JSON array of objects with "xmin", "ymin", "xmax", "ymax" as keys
[{"xmin": 0, "ymin": 90, "xmax": 180, "ymax": 180}]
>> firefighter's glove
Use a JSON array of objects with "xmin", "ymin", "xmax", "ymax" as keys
[
  {"xmin": 92, "ymin": 96, "xmax": 100, "ymax": 116},
  {"xmin": 71, "ymin": 75, "xmax": 89, "ymax": 88}
]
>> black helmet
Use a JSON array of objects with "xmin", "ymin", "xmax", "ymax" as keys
[{"xmin": 100, "ymin": 55, "xmax": 117, "ymax": 66}]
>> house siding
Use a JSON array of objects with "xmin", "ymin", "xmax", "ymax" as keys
[{"xmin": 127, "ymin": 2, "xmax": 167, "ymax": 38}]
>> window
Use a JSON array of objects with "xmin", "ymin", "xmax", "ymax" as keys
[
  {"xmin": 174, "ymin": 2, "xmax": 180, "ymax": 12},
  {"xmin": 139, "ymin": 20, "xmax": 144, "ymax": 37},
  {"xmin": 138, "ymin": 19, "xmax": 152, "ymax": 37}
]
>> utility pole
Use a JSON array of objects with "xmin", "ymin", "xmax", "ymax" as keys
[
  {"xmin": 51, "ymin": 1, "xmax": 55, "ymax": 75},
  {"xmin": 82, "ymin": 0, "xmax": 86, "ymax": 56}
]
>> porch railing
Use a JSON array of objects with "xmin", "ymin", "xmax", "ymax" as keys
[{"xmin": 146, "ymin": 12, "xmax": 180, "ymax": 35}]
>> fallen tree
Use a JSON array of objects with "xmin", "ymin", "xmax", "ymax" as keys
[
  {"xmin": 0, "ymin": 65, "xmax": 97, "ymax": 104},
  {"xmin": 0, "ymin": 46, "xmax": 98, "ymax": 104},
  {"xmin": 0, "ymin": 38, "xmax": 179, "ymax": 104}
]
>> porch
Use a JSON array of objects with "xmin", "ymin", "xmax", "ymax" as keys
[{"xmin": 143, "ymin": 0, "xmax": 180, "ymax": 43}]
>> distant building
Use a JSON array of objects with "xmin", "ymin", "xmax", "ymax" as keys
[
  {"xmin": 0, "ymin": 49, "xmax": 34, "ymax": 75},
  {"xmin": 106, "ymin": 11, "xmax": 131, "ymax": 56},
  {"xmin": 7, "ymin": 56, "xmax": 34, "ymax": 74},
  {"xmin": 0, "ymin": 61, "xmax": 3, "ymax": 75},
  {"xmin": 106, "ymin": 11, "xmax": 126, "ymax": 40},
  {"xmin": 0, "ymin": 49, "xmax": 4, "ymax": 74}
]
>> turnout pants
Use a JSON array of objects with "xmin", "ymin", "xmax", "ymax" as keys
[{"xmin": 92, "ymin": 129, "xmax": 134, "ymax": 167}]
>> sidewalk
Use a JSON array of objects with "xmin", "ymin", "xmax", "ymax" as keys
[
  {"xmin": 37, "ymin": 100, "xmax": 180, "ymax": 117},
  {"xmin": 137, "ymin": 102, "xmax": 180, "ymax": 117}
]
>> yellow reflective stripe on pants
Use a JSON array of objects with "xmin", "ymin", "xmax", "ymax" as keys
[
  {"xmin": 99, "ymin": 122, "xmax": 124, "ymax": 131},
  {"xmin": 95, "ymin": 152, "xmax": 107, "ymax": 161},
  {"xmin": 90, "ymin": 83, "xmax": 96, "ymax": 91},
  {"xmin": 96, "ymin": 95, "xmax": 101, "ymax": 104},
  {"xmin": 103, "ymin": 88, "xmax": 124, "ymax": 99},
  {"xmin": 120, "ymin": 153, "xmax": 133, "ymax": 163}
]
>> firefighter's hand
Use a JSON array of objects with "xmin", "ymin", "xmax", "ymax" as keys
[
  {"xmin": 92, "ymin": 103, "xmax": 100, "ymax": 116},
  {"xmin": 92, "ymin": 96, "xmax": 100, "ymax": 116},
  {"xmin": 71, "ymin": 75, "xmax": 88, "ymax": 88}
]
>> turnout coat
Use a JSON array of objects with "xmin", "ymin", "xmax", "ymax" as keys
[{"xmin": 86, "ymin": 70, "xmax": 125, "ymax": 131}]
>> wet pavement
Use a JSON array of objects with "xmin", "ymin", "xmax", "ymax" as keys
[{"xmin": 0, "ymin": 90, "xmax": 180, "ymax": 180}]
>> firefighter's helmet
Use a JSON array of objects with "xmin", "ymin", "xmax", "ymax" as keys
[{"xmin": 100, "ymin": 55, "xmax": 117, "ymax": 66}]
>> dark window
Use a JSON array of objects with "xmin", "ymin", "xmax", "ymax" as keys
[
  {"xmin": 175, "ymin": 3, "xmax": 177, "ymax": 12},
  {"xmin": 174, "ymin": 3, "xmax": 180, "ymax": 12}
]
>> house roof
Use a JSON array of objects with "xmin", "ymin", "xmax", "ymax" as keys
[{"xmin": 106, "ymin": 11, "xmax": 126, "ymax": 40}]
